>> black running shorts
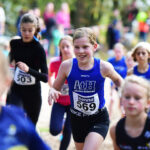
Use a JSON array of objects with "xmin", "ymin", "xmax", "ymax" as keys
[{"xmin": 70, "ymin": 107, "xmax": 110, "ymax": 143}]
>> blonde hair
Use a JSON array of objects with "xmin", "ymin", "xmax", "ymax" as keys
[
  {"xmin": 0, "ymin": 50, "xmax": 12, "ymax": 81},
  {"xmin": 73, "ymin": 27, "xmax": 97, "ymax": 45},
  {"xmin": 59, "ymin": 35, "xmax": 73, "ymax": 46},
  {"xmin": 131, "ymin": 42, "xmax": 150, "ymax": 62},
  {"xmin": 114, "ymin": 43, "xmax": 125, "ymax": 51},
  {"xmin": 121, "ymin": 75, "xmax": 150, "ymax": 101},
  {"xmin": 59, "ymin": 35, "xmax": 73, "ymax": 56}
]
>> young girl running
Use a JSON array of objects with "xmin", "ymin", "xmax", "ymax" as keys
[
  {"xmin": 108, "ymin": 43, "xmax": 127, "ymax": 79},
  {"xmin": 48, "ymin": 35, "xmax": 74, "ymax": 150},
  {"xmin": 128, "ymin": 42, "xmax": 150, "ymax": 79},
  {"xmin": 110, "ymin": 75, "xmax": 150, "ymax": 150},
  {"xmin": 107, "ymin": 43, "xmax": 127, "ymax": 118},
  {"xmin": 7, "ymin": 13, "xmax": 48, "ymax": 125},
  {"xmin": 128, "ymin": 42, "xmax": 150, "ymax": 115},
  {"xmin": 48, "ymin": 27, "xmax": 123, "ymax": 150},
  {"xmin": 0, "ymin": 50, "xmax": 51, "ymax": 150}
]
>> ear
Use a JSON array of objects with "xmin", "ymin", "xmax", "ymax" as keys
[{"xmin": 93, "ymin": 43, "xmax": 98, "ymax": 51}]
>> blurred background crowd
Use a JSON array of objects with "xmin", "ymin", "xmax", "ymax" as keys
[{"xmin": 1, "ymin": 0, "xmax": 150, "ymax": 59}]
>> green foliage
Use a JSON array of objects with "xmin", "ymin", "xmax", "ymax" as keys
[{"xmin": 1, "ymin": 0, "xmax": 150, "ymax": 37}]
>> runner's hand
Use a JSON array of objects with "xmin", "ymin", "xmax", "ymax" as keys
[
  {"xmin": 16, "ymin": 61, "xmax": 29, "ymax": 73},
  {"xmin": 48, "ymin": 88, "xmax": 61, "ymax": 105}
]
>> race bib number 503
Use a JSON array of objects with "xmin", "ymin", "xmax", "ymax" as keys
[
  {"xmin": 14, "ymin": 67, "xmax": 35, "ymax": 85},
  {"xmin": 73, "ymin": 92, "xmax": 100, "ymax": 115}
]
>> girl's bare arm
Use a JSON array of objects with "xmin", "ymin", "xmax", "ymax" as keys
[
  {"xmin": 53, "ymin": 59, "xmax": 72, "ymax": 90},
  {"xmin": 100, "ymin": 60, "xmax": 124, "ymax": 87}
]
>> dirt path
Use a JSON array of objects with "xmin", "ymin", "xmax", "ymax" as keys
[{"xmin": 37, "ymin": 81, "xmax": 121, "ymax": 150}]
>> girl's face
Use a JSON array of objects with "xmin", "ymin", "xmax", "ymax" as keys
[
  {"xmin": 59, "ymin": 39, "xmax": 74, "ymax": 60},
  {"xmin": 46, "ymin": 3, "xmax": 54, "ymax": 12},
  {"xmin": 135, "ymin": 47, "xmax": 150, "ymax": 63},
  {"xmin": 20, "ymin": 23, "xmax": 36, "ymax": 42},
  {"xmin": 121, "ymin": 82, "xmax": 147, "ymax": 117},
  {"xmin": 114, "ymin": 47, "xmax": 124, "ymax": 61},
  {"xmin": 74, "ymin": 37, "xmax": 97, "ymax": 65}
]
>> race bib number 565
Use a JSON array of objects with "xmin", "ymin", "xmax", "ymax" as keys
[
  {"xmin": 14, "ymin": 67, "xmax": 35, "ymax": 85},
  {"xmin": 73, "ymin": 92, "xmax": 100, "ymax": 115}
]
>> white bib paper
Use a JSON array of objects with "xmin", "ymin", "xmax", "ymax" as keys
[
  {"xmin": 14, "ymin": 67, "xmax": 35, "ymax": 85},
  {"xmin": 73, "ymin": 92, "xmax": 100, "ymax": 115}
]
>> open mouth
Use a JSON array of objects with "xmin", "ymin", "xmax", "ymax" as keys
[{"xmin": 78, "ymin": 55, "xmax": 86, "ymax": 59}]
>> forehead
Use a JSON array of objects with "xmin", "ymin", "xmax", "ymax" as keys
[
  {"xmin": 136, "ymin": 47, "xmax": 149, "ymax": 53},
  {"xmin": 114, "ymin": 46, "xmax": 123, "ymax": 52},
  {"xmin": 73, "ymin": 37, "xmax": 90, "ymax": 45},
  {"xmin": 123, "ymin": 82, "xmax": 147, "ymax": 94},
  {"xmin": 20, "ymin": 23, "xmax": 35, "ymax": 29},
  {"xmin": 60, "ymin": 39, "xmax": 72, "ymax": 45}
]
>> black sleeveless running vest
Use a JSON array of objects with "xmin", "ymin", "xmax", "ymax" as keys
[{"xmin": 116, "ymin": 117, "xmax": 150, "ymax": 150}]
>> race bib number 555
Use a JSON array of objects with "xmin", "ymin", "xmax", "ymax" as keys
[
  {"xmin": 14, "ymin": 67, "xmax": 35, "ymax": 85},
  {"xmin": 73, "ymin": 92, "xmax": 100, "ymax": 115}
]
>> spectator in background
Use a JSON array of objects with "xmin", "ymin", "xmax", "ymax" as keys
[
  {"xmin": 56, "ymin": 2, "xmax": 71, "ymax": 32},
  {"xmin": 106, "ymin": 19, "xmax": 122, "ymax": 53},
  {"xmin": 52, "ymin": 24, "xmax": 64, "ymax": 56},
  {"xmin": 16, "ymin": 9, "xmax": 26, "ymax": 36},
  {"xmin": 33, "ymin": 7, "xmax": 41, "ymax": 18},
  {"xmin": 43, "ymin": 2, "xmax": 56, "ymax": 56},
  {"xmin": 136, "ymin": 11, "xmax": 149, "ymax": 41},
  {"xmin": 0, "ymin": 3, "xmax": 6, "ymax": 35},
  {"xmin": 121, "ymin": 1, "xmax": 138, "ymax": 32},
  {"xmin": 43, "ymin": 2, "xmax": 55, "ymax": 24}
]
